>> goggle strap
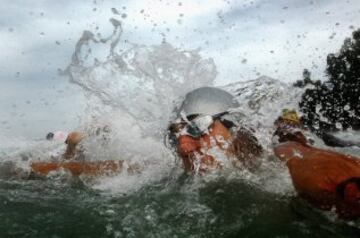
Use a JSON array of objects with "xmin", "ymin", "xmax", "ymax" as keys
[{"xmin": 212, "ymin": 111, "xmax": 229, "ymax": 120}]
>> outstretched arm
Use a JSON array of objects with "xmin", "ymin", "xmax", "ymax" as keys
[{"xmin": 64, "ymin": 131, "xmax": 86, "ymax": 159}]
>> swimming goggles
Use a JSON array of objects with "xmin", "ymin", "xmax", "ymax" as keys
[{"xmin": 181, "ymin": 111, "xmax": 233, "ymax": 138}]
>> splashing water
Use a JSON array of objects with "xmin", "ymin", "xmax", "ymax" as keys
[
  {"xmin": 0, "ymin": 19, "xmax": 312, "ymax": 195},
  {"xmin": 64, "ymin": 19, "xmax": 303, "ymax": 195},
  {"xmin": 63, "ymin": 19, "xmax": 220, "ymax": 192},
  {"xmin": 66, "ymin": 18, "xmax": 216, "ymax": 130}
]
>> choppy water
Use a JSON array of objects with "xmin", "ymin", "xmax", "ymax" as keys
[
  {"xmin": 1, "ymin": 176, "xmax": 360, "ymax": 238},
  {"xmin": 1, "ymin": 20, "xmax": 360, "ymax": 237}
]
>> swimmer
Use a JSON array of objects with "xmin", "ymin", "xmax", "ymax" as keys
[
  {"xmin": 273, "ymin": 109, "xmax": 360, "ymax": 220},
  {"xmin": 167, "ymin": 87, "xmax": 263, "ymax": 174}
]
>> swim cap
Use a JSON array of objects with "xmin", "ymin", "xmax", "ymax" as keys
[
  {"xmin": 281, "ymin": 109, "xmax": 300, "ymax": 123},
  {"xmin": 178, "ymin": 87, "xmax": 240, "ymax": 117},
  {"xmin": 53, "ymin": 131, "xmax": 68, "ymax": 142}
]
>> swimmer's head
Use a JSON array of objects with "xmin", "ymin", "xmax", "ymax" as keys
[{"xmin": 280, "ymin": 109, "xmax": 300, "ymax": 123}]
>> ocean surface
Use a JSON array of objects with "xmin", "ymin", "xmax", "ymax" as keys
[{"xmin": 1, "ymin": 175, "xmax": 360, "ymax": 238}]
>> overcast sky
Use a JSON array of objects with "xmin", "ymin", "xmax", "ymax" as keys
[{"xmin": 1, "ymin": 0, "xmax": 360, "ymax": 139}]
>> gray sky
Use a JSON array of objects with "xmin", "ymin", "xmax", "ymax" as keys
[{"xmin": 0, "ymin": 0, "xmax": 359, "ymax": 139}]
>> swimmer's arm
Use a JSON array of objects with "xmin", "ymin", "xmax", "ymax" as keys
[{"xmin": 231, "ymin": 127, "xmax": 263, "ymax": 163}]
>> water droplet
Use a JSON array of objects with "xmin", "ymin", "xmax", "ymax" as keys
[{"xmin": 111, "ymin": 8, "xmax": 120, "ymax": 15}]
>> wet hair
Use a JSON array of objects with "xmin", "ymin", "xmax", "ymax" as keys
[{"xmin": 46, "ymin": 132, "xmax": 54, "ymax": 140}]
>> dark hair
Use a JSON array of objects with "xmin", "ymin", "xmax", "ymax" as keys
[{"xmin": 46, "ymin": 132, "xmax": 54, "ymax": 140}]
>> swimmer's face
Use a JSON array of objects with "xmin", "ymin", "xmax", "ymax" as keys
[{"xmin": 177, "ymin": 120, "xmax": 231, "ymax": 155}]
